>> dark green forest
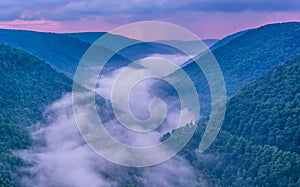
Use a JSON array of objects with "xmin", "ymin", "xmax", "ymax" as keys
[
  {"xmin": 0, "ymin": 29, "xmax": 184, "ymax": 79},
  {"xmin": 223, "ymin": 56, "xmax": 300, "ymax": 153},
  {"xmin": 173, "ymin": 56, "xmax": 300, "ymax": 186},
  {"xmin": 0, "ymin": 29, "xmax": 91, "ymax": 77},
  {"xmin": 0, "ymin": 44, "xmax": 72, "ymax": 186},
  {"xmin": 158, "ymin": 22, "xmax": 300, "ymax": 117},
  {"xmin": 184, "ymin": 22, "xmax": 300, "ymax": 97}
]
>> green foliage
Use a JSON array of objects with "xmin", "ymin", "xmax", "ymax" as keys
[
  {"xmin": 0, "ymin": 44, "xmax": 72, "ymax": 186},
  {"xmin": 223, "ymin": 56, "xmax": 300, "ymax": 153},
  {"xmin": 0, "ymin": 29, "xmax": 183, "ymax": 79},
  {"xmin": 205, "ymin": 130, "xmax": 300, "ymax": 186},
  {"xmin": 184, "ymin": 22, "xmax": 300, "ymax": 97},
  {"xmin": 216, "ymin": 22, "xmax": 300, "ymax": 97},
  {"xmin": 0, "ymin": 29, "xmax": 90, "ymax": 77},
  {"xmin": 170, "ymin": 56, "xmax": 300, "ymax": 186}
]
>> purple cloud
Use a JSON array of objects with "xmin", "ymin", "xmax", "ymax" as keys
[{"xmin": 0, "ymin": 0, "xmax": 299, "ymax": 22}]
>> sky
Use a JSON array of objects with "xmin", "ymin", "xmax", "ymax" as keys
[{"xmin": 0, "ymin": 0, "xmax": 299, "ymax": 39}]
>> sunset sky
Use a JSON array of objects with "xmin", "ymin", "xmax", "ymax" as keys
[{"xmin": 0, "ymin": 0, "xmax": 299, "ymax": 39}]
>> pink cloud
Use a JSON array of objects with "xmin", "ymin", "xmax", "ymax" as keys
[
  {"xmin": 0, "ymin": 11, "xmax": 299, "ymax": 39},
  {"xmin": 0, "ymin": 19, "xmax": 59, "ymax": 31},
  {"xmin": 161, "ymin": 11, "xmax": 300, "ymax": 39},
  {"xmin": 0, "ymin": 17, "xmax": 117, "ymax": 33}
]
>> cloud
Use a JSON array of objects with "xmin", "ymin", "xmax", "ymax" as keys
[
  {"xmin": 142, "ymin": 156, "xmax": 207, "ymax": 186},
  {"xmin": 16, "ymin": 93, "xmax": 204, "ymax": 186},
  {"xmin": 190, "ymin": 0, "xmax": 300, "ymax": 12},
  {"xmin": 95, "ymin": 57, "xmax": 194, "ymax": 146},
  {"xmin": 0, "ymin": 0, "xmax": 299, "ymax": 22},
  {"xmin": 0, "ymin": 1, "xmax": 22, "ymax": 21},
  {"xmin": 14, "ymin": 51, "xmax": 204, "ymax": 184},
  {"xmin": 17, "ymin": 94, "xmax": 115, "ymax": 187}
]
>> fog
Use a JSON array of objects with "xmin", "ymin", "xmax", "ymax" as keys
[
  {"xmin": 17, "ymin": 94, "xmax": 204, "ymax": 186},
  {"xmin": 17, "ymin": 54, "xmax": 204, "ymax": 186}
]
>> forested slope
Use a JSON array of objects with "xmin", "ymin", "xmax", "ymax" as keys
[
  {"xmin": 0, "ymin": 44, "xmax": 72, "ymax": 186},
  {"xmin": 169, "ymin": 56, "xmax": 300, "ymax": 186},
  {"xmin": 184, "ymin": 22, "xmax": 300, "ymax": 98}
]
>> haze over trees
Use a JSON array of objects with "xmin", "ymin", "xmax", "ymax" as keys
[{"xmin": 0, "ymin": 22, "xmax": 299, "ymax": 186}]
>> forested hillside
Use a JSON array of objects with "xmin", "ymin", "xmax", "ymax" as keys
[
  {"xmin": 0, "ymin": 29, "xmax": 91, "ymax": 77},
  {"xmin": 171, "ymin": 56, "xmax": 300, "ymax": 186},
  {"xmin": 183, "ymin": 22, "xmax": 300, "ymax": 98},
  {"xmin": 0, "ymin": 44, "xmax": 72, "ymax": 186},
  {"xmin": 156, "ymin": 22, "xmax": 300, "ymax": 117},
  {"xmin": 223, "ymin": 56, "xmax": 300, "ymax": 153},
  {"xmin": 0, "ymin": 29, "xmax": 186, "ymax": 78}
]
